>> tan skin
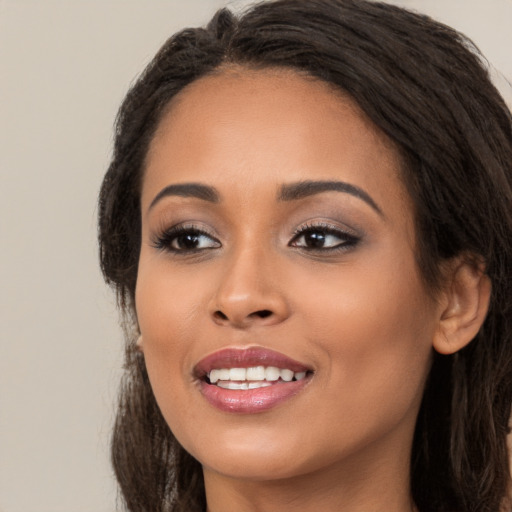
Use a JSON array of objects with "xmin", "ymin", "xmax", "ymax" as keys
[{"xmin": 135, "ymin": 68, "xmax": 491, "ymax": 512}]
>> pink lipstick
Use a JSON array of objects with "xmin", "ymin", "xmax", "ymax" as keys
[{"xmin": 195, "ymin": 347, "xmax": 313, "ymax": 413}]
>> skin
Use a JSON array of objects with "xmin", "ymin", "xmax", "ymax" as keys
[{"xmin": 135, "ymin": 68, "xmax": 488, "ymax": 512}]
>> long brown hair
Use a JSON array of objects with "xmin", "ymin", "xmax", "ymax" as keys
[{"xmin": 98, "ymin": 1, "xmax": 512, "ymax": 511}]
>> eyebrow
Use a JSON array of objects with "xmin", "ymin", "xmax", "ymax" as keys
[
  {"xmin": 278, "ymin": 180, "xmax": 383, "ymax": 216},
  {"xmin": 148, "ymin": 179, "xmax": 382, "ymax": 216},
  {"xmin": 149, "ymin": 183, "xmax": 220, "ymax": 211}
]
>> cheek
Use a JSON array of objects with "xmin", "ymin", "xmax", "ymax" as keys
[
  {"xmin": 135, "ymin": 257, "xmax": 203, "ymax": 405},
  {"xmin": 292, "ymin": 253, "xmax": 435, "ymax": 424},
  {"xmin": 136, "ymin": 253, "xmax": 207, "ymax": 338}
]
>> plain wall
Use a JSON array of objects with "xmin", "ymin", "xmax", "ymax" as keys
[{"xmin": 1, "ymin": 1, "xmax": 510, "ymax": 511}]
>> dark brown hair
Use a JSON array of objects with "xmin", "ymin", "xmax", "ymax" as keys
[{"xmin": 98, "ymin": 1, "xmax": 512, "ymax": 511}]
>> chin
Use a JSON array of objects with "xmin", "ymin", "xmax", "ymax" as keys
[{"xmin": 179, "ymin": 423, "xmax": 315, "ymax": 481}]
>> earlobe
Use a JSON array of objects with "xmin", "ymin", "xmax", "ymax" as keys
[
  {"xmin": 433, "ymin": 259, "xmax": 491, "ymax": 355},
  {"xmin": 136, "ymin": 334, "xmax": 144, "ymax": 353}
]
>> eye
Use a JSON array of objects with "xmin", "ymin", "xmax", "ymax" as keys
[
  {"xmin": 289, "ymin": 223, "xmax": 359, "ymax": 252},
  {"xmin": 152, "ymin": 225, "xmax": 221, "ymax": 253}
]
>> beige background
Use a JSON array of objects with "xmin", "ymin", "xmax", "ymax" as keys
[{"xmin": 1, "ymin": 1, "xmax": 510, "ymax": 511}]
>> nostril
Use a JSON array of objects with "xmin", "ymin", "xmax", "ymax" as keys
[
  {"xmin": 214, "ymin": 311, "xmax": 229, "ymax": 321},
  {"xmin": 212, "ymin": 309, "xmax": 274, "ymax": 324},
  {"xmin": 253, "ymin": 309, "xmax": 273, "ymax": 319}
]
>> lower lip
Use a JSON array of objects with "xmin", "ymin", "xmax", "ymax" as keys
[{"xmin": 199, "ymin": 378, "xmax": 310, "ymax": 413}]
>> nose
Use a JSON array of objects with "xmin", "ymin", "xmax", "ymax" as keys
[{"xmin": 208, "ymin": 246, "xmax": 290, "ymax": 329}]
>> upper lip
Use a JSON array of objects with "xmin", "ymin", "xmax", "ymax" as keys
[{"xmin": 194, "ymin": 347, "xmax": 312, "ymax": 379}]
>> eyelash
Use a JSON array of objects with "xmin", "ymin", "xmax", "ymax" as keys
[
  {"xmin": 151, "ymin": 224, "xmax": 220, "ymax": 254},
  {"xmin": 289, "ymin": 222, "xmax": 360, "ymax": 253},
  {"xmin": 151, "ymin": 222, "xmax": 360, "ymax": 255}
]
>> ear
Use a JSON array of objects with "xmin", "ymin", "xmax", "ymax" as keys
[
  {"xmin": 136, "ymin": 334, "xmax": 144, "ymax": 353},
  {"xmin": 433, "ymin": 258, "xmax": 491, "ymax": 355}
]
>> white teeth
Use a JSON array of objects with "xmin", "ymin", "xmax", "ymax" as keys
[
  {"xmin": 219, "ymin": 369, "xmax": 230, "ymax": 381},
  {"xmin": 248, "ymin": 381, "xmax": 273, "ymax": 389},
  {"xmin": 217, "ymin": 381, "xmax": 248, "ymax": 390},
  {"xmin": 209, "ymin": 369, "xmax": 221, "ymax": 383},
  {"xmin": 280, "ymin": 369, "xmax": 294, "ymax": 382},
  {"xmin": 207, "ymin": 366, "xmax": 309, "ymax": 386},
  {"xmin": 246, "ymin": 365, "xmax": 266, "ymax": 381},
  {"xmin": 217, "ymin": 381, "xmax": 274, "ymax": 390},
  {"xmin": 229, "ymin": 367, "xmax": 246, "ymax": 381},
  {"xmin": 265, "ymin": 366, "xmax": 280, "ymax": 381}
]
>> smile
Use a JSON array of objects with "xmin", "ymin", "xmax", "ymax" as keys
[
  {"xmin": 195, "ymin": 348, "xmax": 313, "ymax": 413},
  {"xmin": 208, "ymin": 366, "xmax": 308, "ymax": 389}
]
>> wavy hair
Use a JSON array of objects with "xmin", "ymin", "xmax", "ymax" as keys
[{"xmin": 98, "ymin": 1, "xmax": 512, "ymax": 511}]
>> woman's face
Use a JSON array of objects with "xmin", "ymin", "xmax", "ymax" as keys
[{"xmin": 136, "ymin": 68, "xmax": 441, "ymax": 483}]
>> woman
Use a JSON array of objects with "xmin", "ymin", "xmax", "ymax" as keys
[{"xmin": 98, "ymin": 0, "xmax": 512, "ymax": 511}]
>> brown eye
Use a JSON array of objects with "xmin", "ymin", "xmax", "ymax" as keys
[
  {"xmin": 170, "ymin": 230, "xmax": 220, "ymax": 251},
  {"xmin": 301, "ymin": 231, "xmax": 328, "ymax": 248},
  {"xmin": 153, "ymin": 226, "xmax": 221, "ymax": 253},
  {"xmin": 290, "ymin": 225, "xmax": 359, "ymax": 252},
  {"xmin": 172, "ymin": 232, "xmax": 202, "ymax": 250}
]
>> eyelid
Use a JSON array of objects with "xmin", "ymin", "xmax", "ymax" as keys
[
  {"xmin": 150, "ymin": 222, "xmax": 221, "ymax": 253},
  {"xmin": 289, "ymin": 220, "xmax": 361, "ymax": 252},
  {"xmin": 291, "ymin": 220, "xmax": 359, "ymax": 238},
  {"xmin": 150, "ymin": 218, "xmax": 361, "ymax": 255}
]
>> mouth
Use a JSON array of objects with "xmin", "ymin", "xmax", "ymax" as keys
[
  {"xmin": 194, "ymin": 347, "xmax": 314, "ymax": 413},
  {"xmin": 206, "ymin": 366, "xmax": 308, "ymax": 389}
]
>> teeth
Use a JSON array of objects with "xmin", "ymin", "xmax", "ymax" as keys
[
  {"xmin": 280, "ymin": 369, "xmax": 294, "ymax": 382},
  {"xmin": 248, "ymin": 381, "xmax": 272, "ymax": 389},
  {"xmin": 265, "ymin": 366, "xmax": 281, "ymax": 381},
  {"xmin": 218, "ymin": 381, "xmax": 249, "ymax": 390},
  {"xmin": 207, "ymin": 366, "xmax": 308, "ymax": 386},
  {"xmin": 219, "ymin": 369, "xmax": 230, "ymax": 380},
  {"xmin": 209, "ymin": 369, "xmax": 221, "ymax": 383},
  {"xmin": 229, "ymin": 368, "xmax": 246, "ymax": 381},
  {"xmin": 246, "ymin": 365, "xmax": 266, "ymax": 380},
  {"xmin": 217, "ymin": 381, "xmax": 274, "ymax": 390}
]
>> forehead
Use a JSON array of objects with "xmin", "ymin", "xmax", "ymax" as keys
[{"xmin": 143, "ymin": 67, "xmax": 410, "ymax": 218}]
